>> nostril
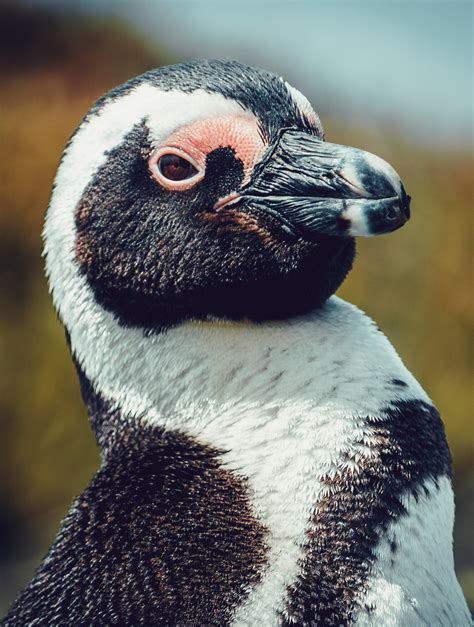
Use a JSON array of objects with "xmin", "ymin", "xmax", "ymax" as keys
[{"xmin": 385, "ymin": 205, "xmax": 401, "ymax": 221}]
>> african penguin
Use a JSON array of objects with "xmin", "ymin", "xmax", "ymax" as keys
[{"xmin": 4, "ymin": 59, "xmax": 470, "ymax": 626}]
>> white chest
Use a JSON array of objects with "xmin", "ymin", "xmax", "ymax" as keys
[{"xmin": 63, "ymin": 288, "xmax": 469, "ymax": 625}]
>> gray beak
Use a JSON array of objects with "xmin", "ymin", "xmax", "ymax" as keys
[{"xmin": 242, "ymin": 129, "xmax": 410, "ymax": 237}]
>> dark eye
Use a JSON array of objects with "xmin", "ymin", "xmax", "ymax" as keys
[
  {"xmin": 149, "ymin": 148, "xmax": 204, "ymax": 190},
  {"xmin": 158, "ymin": 154, "xmax": 198, "ymax": 181}
]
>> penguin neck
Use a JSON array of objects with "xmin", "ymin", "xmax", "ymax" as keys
[
  {"xmin": 73, "ymin": 296, "xmax": 385, "ymax": 577},
  {"xmin": 71, "ymin": 295, "xmax": 399, "ymax": 459}
]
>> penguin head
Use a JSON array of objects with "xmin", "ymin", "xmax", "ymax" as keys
[{"xmin": 45, "ymin": 59, "xmax": 410, "ymax": 330}]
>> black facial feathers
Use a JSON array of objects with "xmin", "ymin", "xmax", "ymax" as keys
[{"xmin": 75, "ymin": 117, "xmax": 355, "ymax": 329}]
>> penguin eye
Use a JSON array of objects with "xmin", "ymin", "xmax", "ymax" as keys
[
  {"xmin": 158, "ymin": 154, "xmax": 197, "ymax": 181},
  {"xmin": 149, "ymin": 148, "xmax": 204, "ymax": 191}
]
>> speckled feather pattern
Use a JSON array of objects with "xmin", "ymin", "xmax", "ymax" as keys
[
  {"xmin": 3, "ymin": 407, "xmax": 269, "ymax": 626},
  {"xmin": 281, "ymin": 400, "xmax": 452, "ymax": 625}
]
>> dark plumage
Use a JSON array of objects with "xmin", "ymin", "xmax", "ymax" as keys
[{"xmin": 4, "ymin": 373, "xmax": 268, "ymax": 626}]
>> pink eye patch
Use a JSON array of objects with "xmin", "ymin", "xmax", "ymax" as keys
[{"xmin": 150, "ymin": 114, "xmax": 266, "ymax": 191}]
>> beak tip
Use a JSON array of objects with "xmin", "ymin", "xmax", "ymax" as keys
[
  {"xmin": 343, "ymin": 193, "xmax": 410, "ymax": 237},
  {"xmin": 373, "ymin": 196, "xmax": 410, "ymax": 234}
]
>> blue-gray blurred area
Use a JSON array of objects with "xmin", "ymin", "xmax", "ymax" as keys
[
  {"xmin": 30, "ymin": 0, "xmax": 473, "ymax": 147},
  {"xmin": 1, "ymin": 0, "xmax": 473, "ymax": 615}
]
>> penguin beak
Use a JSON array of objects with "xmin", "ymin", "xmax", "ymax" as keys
[{"xmin": 242, "ymin": 129, "xmax": 410, "ymax": 237}]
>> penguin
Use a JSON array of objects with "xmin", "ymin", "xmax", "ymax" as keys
[{"xmin": 3, "ymin": 59, "xmax": 470, "ymax": 626}]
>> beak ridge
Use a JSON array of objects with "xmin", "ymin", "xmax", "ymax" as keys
[{"xmin": 242, "ymin": 130, "xmax": 410, "ymax": 238}]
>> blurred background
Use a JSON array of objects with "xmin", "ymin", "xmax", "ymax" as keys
[{"xmin": 0, "ymin": 0, "xmax": 472, "ymax": 614}]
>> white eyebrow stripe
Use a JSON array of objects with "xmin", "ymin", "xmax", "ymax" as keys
[
  {"xmin": 284, "ymin": 80, "xmax": 324, "ymax": 134},
  {"xmin": 54, "ymin": 85, "xmax": 247, "ymax": 221}
]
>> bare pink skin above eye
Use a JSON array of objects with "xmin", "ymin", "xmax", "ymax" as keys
[{"xmin": 149, "ymin": 114, "xmax": 266, "ymax": 194}]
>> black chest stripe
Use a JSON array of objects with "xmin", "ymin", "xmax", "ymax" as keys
[
  {"xmin": 281, "ymin": 399, "xmax": 452, "ymax": 627},
  {"xmin": 3, "ymin": 369, "xmax": 269, "ymax": 626}
]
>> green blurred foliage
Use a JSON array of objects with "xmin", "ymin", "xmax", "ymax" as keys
[{"xmin": 0, "ymin": 1, "xmax": 472, "ymax": 614}]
